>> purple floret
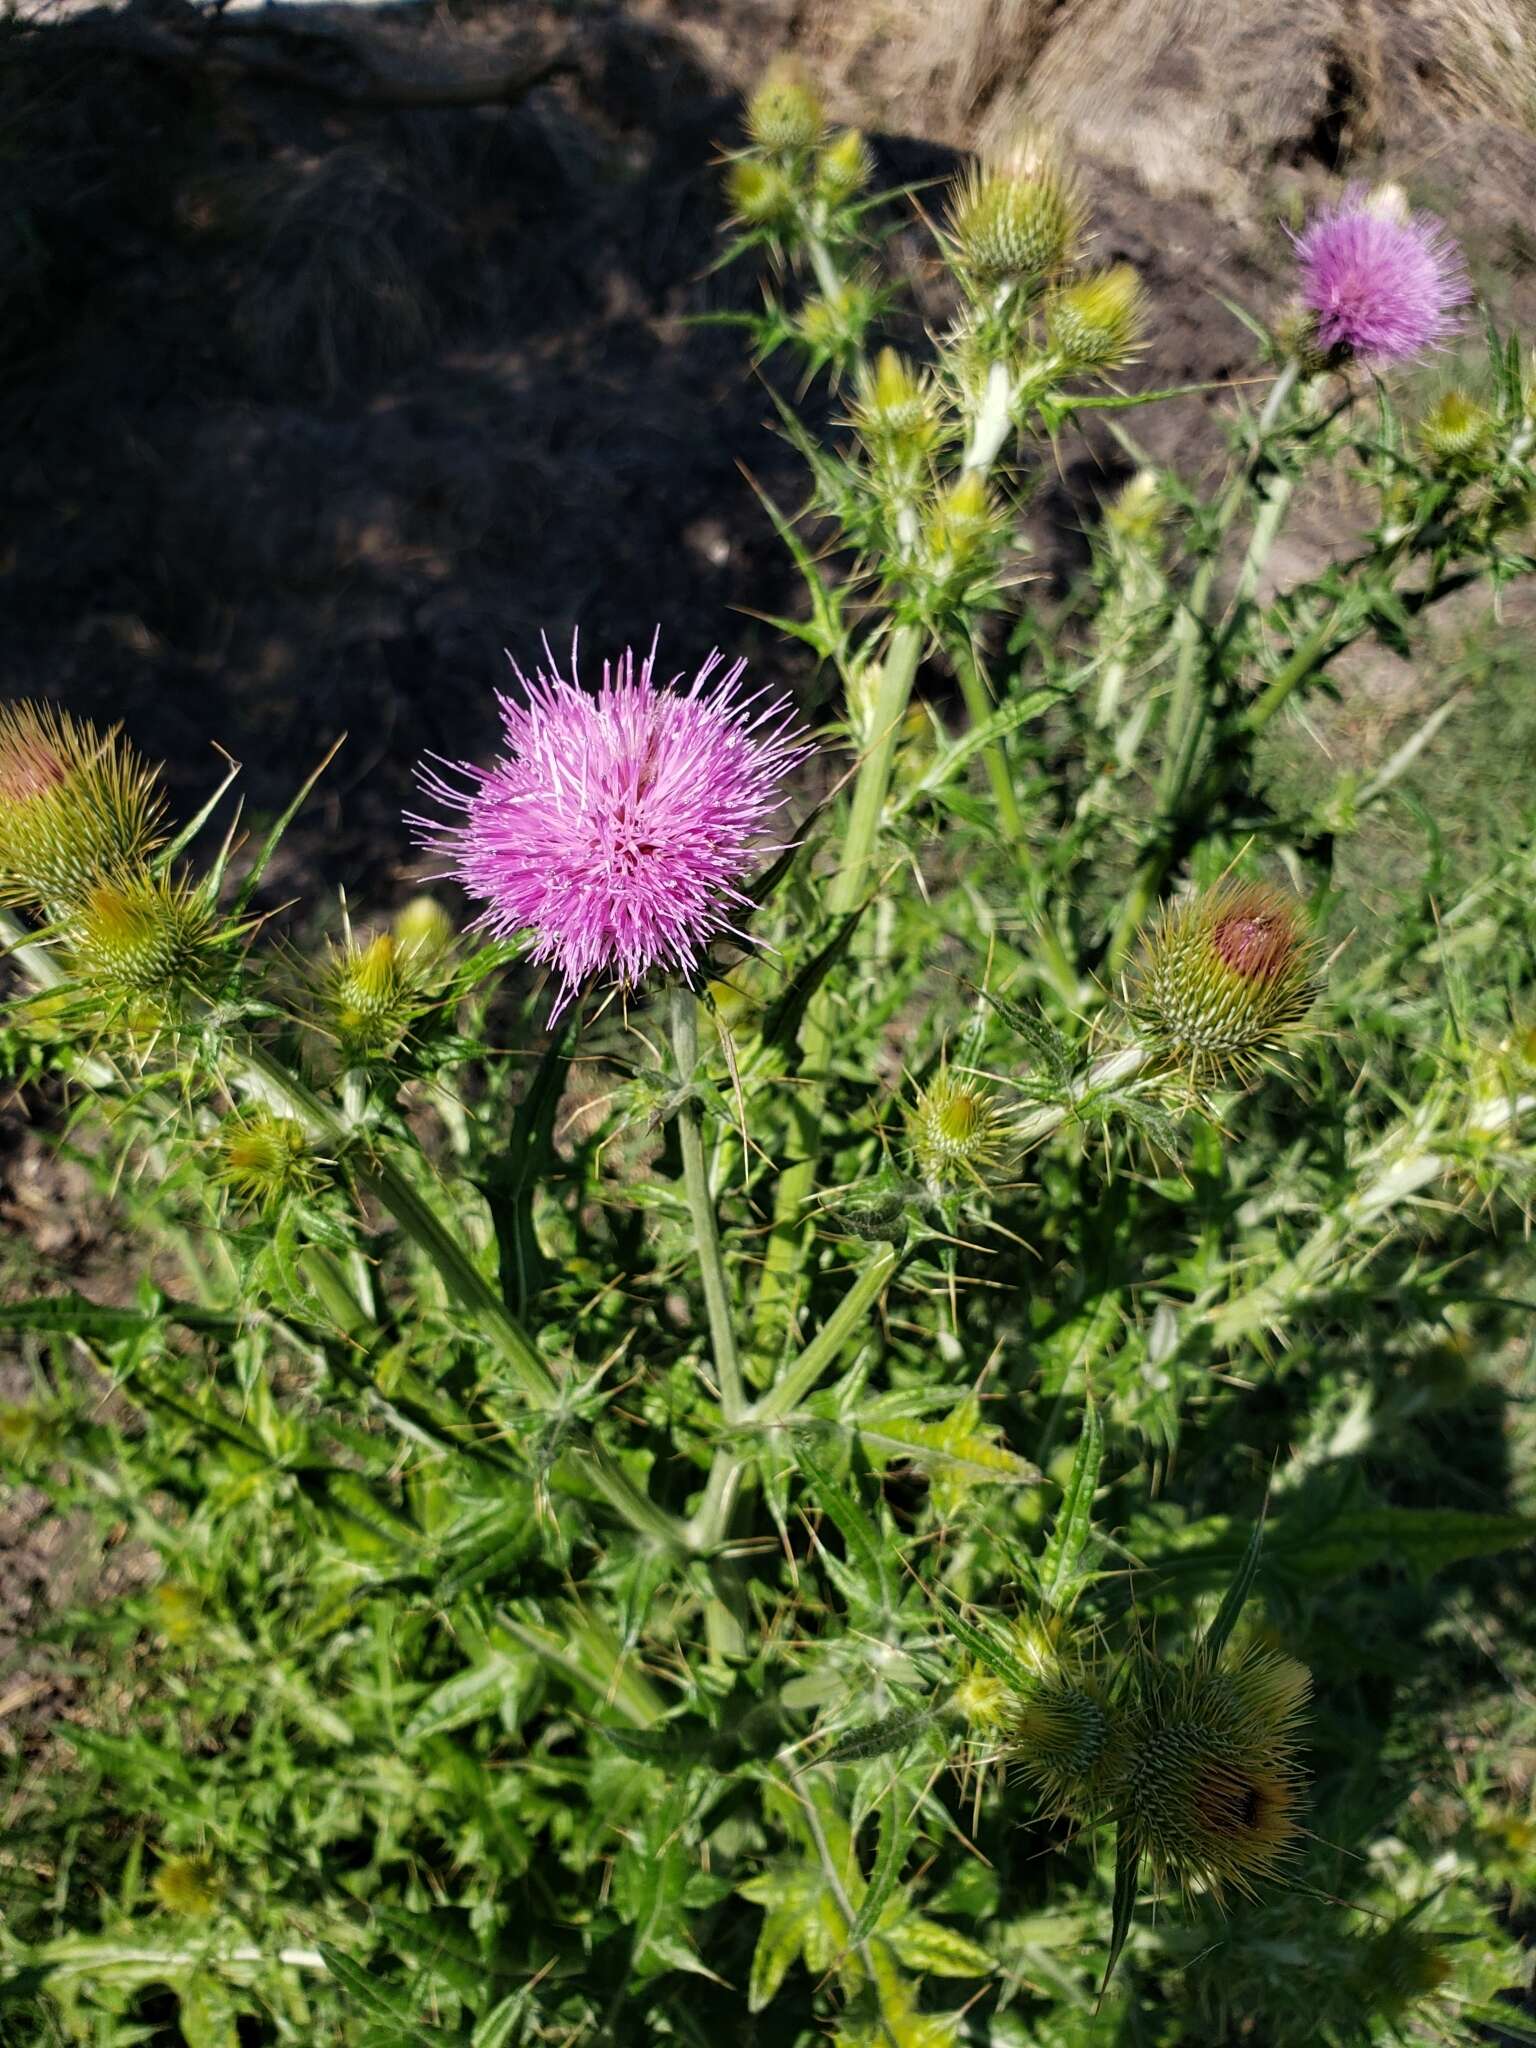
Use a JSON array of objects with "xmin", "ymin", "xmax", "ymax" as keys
[
  {"xmin": 413, "ymin": 635, "xmax": 807, "ymax": 1015},
  {"xmin": 1293, "ymin": 187, "xmax": 1470, "ymax": 366}
]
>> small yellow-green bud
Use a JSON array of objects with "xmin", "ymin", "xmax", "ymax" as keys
[
  {"xmin": 816, "ymin": 127, "xmax": 873, "ymax": 206},
  {"xmin": 317, "ymin": 929, "xmax": 432, "ymax": 1057},
  {"xmin": 923, "ymin": 472, "xmax": 1000, "ymax": 569},
  {"xmin": 1417, "ymin": 388, "xmax": 1496, "ymax": 474},
  {"xmin": 0, "ymin": 1402, "xmax": 56, "ymax": 1465},
  {"xmin": 0, "ymin": 703, "xmax": 166, "ymax": 915},
  {"xmin": 152, "ymin": 1581, "xmax": 204, "ymax": 1643},
  {"xmin": 152, "ymin": 1853, "xmax": 222, "ymax": 1918},
  {"xmin": 216, "ymin": 1109, "xmax": 323, "ymax": 1213},
  {"xmin": 1047, "ymin": 263, "xmax": 1145, "ymax": 371},
  {"xmin": 947, "ymin": 139, "xmax": 1084, "ymax": 287},
  {"xmin": 725, "ymin": 156, "xmax": 797, "ymax": 229},
  {"xmin": 72, "ymin": 872, "xmax": 218, "ymax": 998},
  {"xmin": 953, "ymin": 1668, "xmax": 1010, "ymax": 1729},
  {"xmin": 906, "ymin": 1062, "xmax": 1009, "ymax": 1188},
  {"xmin": 393, "ymin": 893, "xmax": 454, "ymax": 963},
  {"xmin": 852, "ymin": 347, "xmax": 939, "ymax": 442},
  {"xmin": 1103, "ymin": 470, "xmax": 1169, "ymax": 552},
  {"xmin": 1132, "ymin": 881, "xmax": 1320, "ymax": 1082},
  {"xmin": 745, "ymin": 60, "xmax": 826, "ymax": 154},
  {"xmin": 796, "ymin": 277, "xmax": 877, "ymax": 360}
]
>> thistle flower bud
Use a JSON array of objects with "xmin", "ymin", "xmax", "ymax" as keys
[
  {"xmin": 1112, "ymin": 1650, "xmax": 1309, "ymax": 1898},
  {"xmin": 1417, "ymin": 387, "xmax": 1496, "ymax": 475},
  {"xmin": 215, "ymin": 1108, "xmax": 324, "ymax": 1213},
  {"xmin": 1046, "ymin": 264, "xmax": 1145, "ymax": 372},
  {"xmin": 1355, "ymin": 1922, "xmax": 1451, "ymax": 2018},
  {"xmin": 850, "ymin": 348, "xmax": 944, "ymax": 447},
  {"xmin": 725, "ymin": 156, "xmax": 797, "ymax": 230},
  {"xmin": 152, "ymin": 1854, "xmax": 222, "ymax": 1918},
  {"xmin": 906, "ymin": 1062, "xmax": 1009, "ymax": 1189},
  {"xmin": 0, "ymin": 703, "xmax": 165, "ymax": 915},
  {"xmin": 1131, "ymin": 881, "xmax": 1319, "ymax": 1082},
  {"xmin": 1103, "ymin": 471, "xmax": 1170, "ymax": 561},
  {"xmin": 72, "ymin": 872, "xmax": 219, "ymax": 999},
  {"xmin": 923, "ymin": 472, "xmax": 1002, "ymax": 574},
  {"xmin": 318, "ymin": 931, "xmax": 429, "ymax": 1058},
  {"xmin": 816, "ymin": 128, "xmax": 873, "ymax": 206},
  {"xmin": 952, "ymin": 1667, "xmax": 1011, "ymax": 1730},
  {"xmin": 796, "ymin": 277, "xmax": 878, "ymax": 362},
  {"xmin": 745, "ymin": 60, "xmax": 826, "ymax": 154},
  {"xmin": 947, "ymin": 137, "xmax": 1084, "ymax": 289},
  {"xmin": 393, "ymin": 893, "xmax": 455, "ymax": 963}
]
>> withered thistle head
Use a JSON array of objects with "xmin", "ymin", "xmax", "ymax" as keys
[
  {"xmin": 1112, "ymin": 1648, "xmax": 1310, "ymax": 1900},
  {"xmin": 947, "ymin": 134, "xmax": 1084, "ymax": 290},
  {"xmin": 0, "ymin": 702, "xmax": 166, "ymax": 915},
  {"xmin": 1131, "ymin": 881, "xmax": 1320, "ymax": 1082},
  {"xmin": 906, "ymin": 1061, "xmax": 1010, "ymax": 1189},
  {"xmin": 1047, "ymin": 264, "xmax": 1145, "ymax": 373},
  {"xmin": 71, "ymin": 871, "xmax": 220, "ymax": 1001},
  {"xmin": 744, "ymin": 60, "xmax": 826, "ymax": 155},
  {"xmin": 215, "ymin": 1109, "xmax": 324, "ymax": 1214}
]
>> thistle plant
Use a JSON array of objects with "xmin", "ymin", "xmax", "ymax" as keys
[{"xmin": 3, "ymin": 69, "xmax": 1536, "ymax": 2048}]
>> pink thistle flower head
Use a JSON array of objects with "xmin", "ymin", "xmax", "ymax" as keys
[
  {"xmin": 1292, "ymin": 184, "xmax": 1470, "ymax": 367},
  {"xmin": 413, "ymin": 636, "xmax": 807, "ymax": 1016}
]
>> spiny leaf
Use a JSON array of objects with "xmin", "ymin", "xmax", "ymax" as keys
[
  {"xmin": 1038, "ymin": 1395, "xmax": 1104, "ymax": 1611},
  {"xmin": 1201, "ymin": 1508, "xmax": 1265, "ymax": 1659}
]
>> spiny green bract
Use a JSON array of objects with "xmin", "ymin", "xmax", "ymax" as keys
[
  {"xmin": 0, "ymin": 701, "xmax": 166, "ymax": 914},
  {"xmin": 215, "ymin": 1109, "xmax": 324, "ymax": 1213},
  {"xmin": 72, "ymin": 871, "xmax": 220, "ymax": 998},
  {"xmin": 744, "ymin": 60, "xmax": 826, "ymax": 154},
  {"xmin": 905, "ymin": 1062, "xmax": 1010, "ymax": 1189}
]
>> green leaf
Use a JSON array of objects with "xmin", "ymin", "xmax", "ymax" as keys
[
  {"xmin": 0, "ymin": 1294, "xmax": 242, "ymax": 1340},
  {"xmin": 749, "ymin": 1903, "xmax": 808, "ymax": 2013},
  {"xmin": 471, "ymin": 1994, "xmax": 534, "ymax": 2048},
  {"xmin": 795, "ymin": 1447, "xmax": 895, "ymax": 1612},
  {"xmin": 880, "ymin": 1916, "xmax": 994, "ymax": 1978},
  {"xmin": 892, "ymin": 688, "xmax": 1059, "ymax": 818},
  {"xmin": 403, "ymin": 1656, "xmax": 530, "ymax": 1745},
  {"xmin": 1147, "ymin": 1504, "xmax": 1536, "ymax": 1588},
  {"xmin": 1038, "ymin": 1395, "xmax": 1103, "ymax": 1612},
  {"xmin": 1098, "ymin": 1826, "xmax": 1142, "ymax": 1999},
  {"xmin": 821, "ymin": 1708, "xmax": 940, "ymax": 1765},
  {"xmin": 845, "ymin": 1784, "xmax": 914, "ymax": 1949},
  {"xmin": 855, "ymin": 1402, "xmax": 1042, "ymax": 1506},
  {"xmin": 1201, "ymin": 1510, "xmax": 1264, "ymax": 1659},
  {"xmin": 315, "ymin": 1947, "xmax": 440, "ymax": 2042}
]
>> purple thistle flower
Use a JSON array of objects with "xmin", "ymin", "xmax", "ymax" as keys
[
  {"xmin": 413, "ymin": 635, "xmax": 807, "ymax": 1016},
  {"xmin": 1292, "ymin": 185, "xmax": 1470, "ymax": 366}
]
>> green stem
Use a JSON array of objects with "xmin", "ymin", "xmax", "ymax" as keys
[
  {"xmin": 234, "ymin": 1040, "xmax": 557, "ymax": 1408},
  {"xmin": 691, "ymin": 1241, "xmax": 905, "ymax": 1552},
  {"xmin": 748, "ymin": 622, "xmax": 925, "ymax": 1365},
  {"xmin": 952, "ymin": 637, "xmax": 1024, "ymax": 840},
  {"xmin": 670, "ymin": 986, "xmax": 745, "ymax": 1426}
]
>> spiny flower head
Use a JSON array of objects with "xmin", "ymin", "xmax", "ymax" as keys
[
  {"xmin": 849, "ymin": 348, "xmax": 946, "ymax": 451},
  {"xmin": 1356, "ymin": 1920, "xmax": 1453, "ymax": 2018},
  {"xmin": 1417, "ymin": 386, "xmax": 1497, "ymax": 474},
  {"xmin": 215, "ymin": 1109, "xmax": 324, "ymax": 1213},
  {"xmin": 71, "ymin": 871, "xmax": 219, "ymax": 1000},
  {"xmin": 414, "ymin": 638, "xmax": 806, "ymax": 1018},
  {"xmin": 152, "ymin": 1853, "xmax": 223, "ymax": 1918},
  {"xmin": 1292, "ymin": 184, "xmax": 1469, "ymax": 367},
  {"xmin": 947, "ymin": 133, "xmax": 1084, "ymax": 290},
  {"xmin": 906, "ymin": 1062, "xmax": 1010, "ymax": 1189},
  {"xmin": 744, "ymin": 60, "xmax": 826, "ymax": 155},
  {"xmin": 1111, "ymin": 1649, "xmax": 1309, "ymax": 1899},
  {"xmin": 0, "ymin": 702, "xmax": 165, "ymax": 914},
  {"xmin": 1131, "ymin": 880, "xmax": 1320, "ymax": 1082},
  {"xmin": 1047, "ymin": 263, "xmax": 1145, "ymax": 372}
]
